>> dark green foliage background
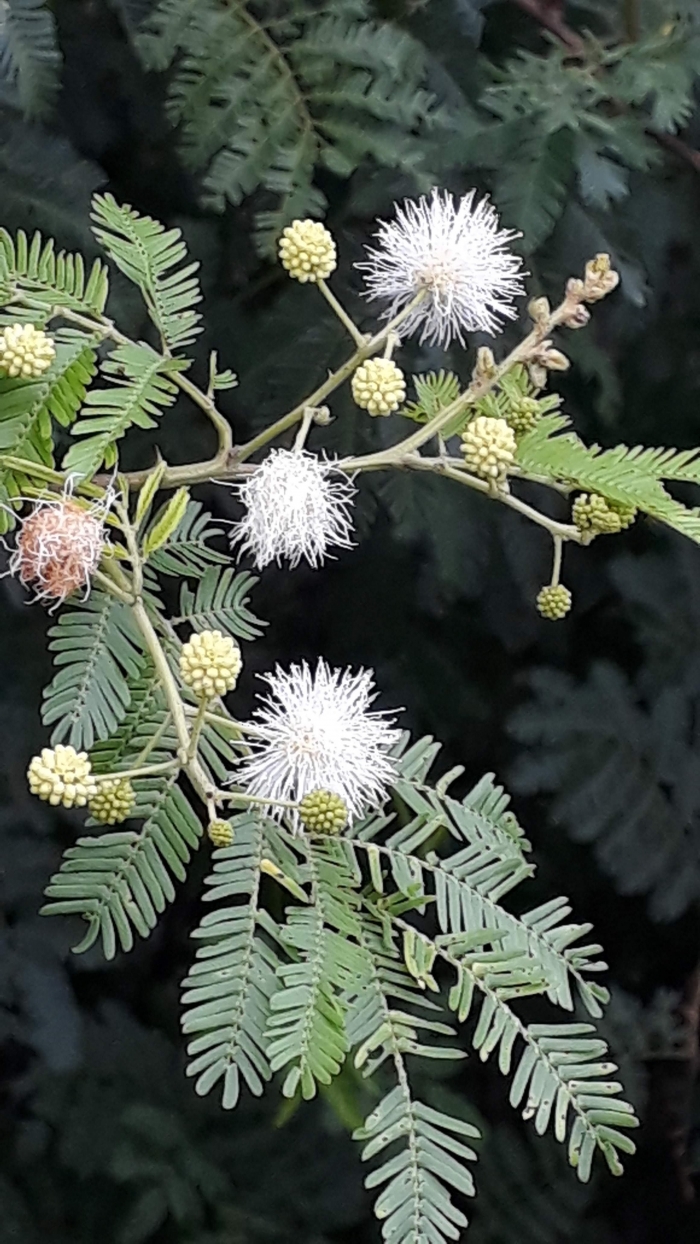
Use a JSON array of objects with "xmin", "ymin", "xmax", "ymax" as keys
[{"xmin": 1, "ymin": 1, "xmax": 700, "ymax": 1240}]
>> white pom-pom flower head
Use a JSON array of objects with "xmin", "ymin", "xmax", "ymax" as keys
[
  {"xmin": 230, "ymin": 448, "xmax": 355, "ymax": 571},
  {"xmin": 358, "ymin": 188, "xmax": 525, "ymax": 348},
  {"xmin": 234, "ymin": 658, "xmax": 401, "ymax": 824}
]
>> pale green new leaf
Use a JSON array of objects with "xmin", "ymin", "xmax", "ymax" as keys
[
  {"xmin": 148, "ymin": 498, "xmax": 230, "ymax": 576},
  {"xmin": 0, "ymin": 226, "xmax": 109, "ymax": 313}
]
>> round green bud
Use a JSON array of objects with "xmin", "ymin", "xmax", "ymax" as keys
[
  {"xmin": 299, "ymin": 789, "xmax": 348, "ymax": 835},
  {"xmin": 89, "ymin": 776, "xmax": 134, "ymax": 825},
  {"xmin": 208, "ymin": 818, "xmax": 235, "ymax": 848},
  {"xmin": 536, "ymin": 584, "xmax": 573, "ymax": 621}
]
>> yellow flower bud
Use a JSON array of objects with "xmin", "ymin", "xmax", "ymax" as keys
[
  {"xmin": 460, "ymin": 416, "xmax": 517, "ymax": 484},
  {"xmin": 278, "ymin": 219, "xmax": 337, "ymax": 282},
  {"xmin": 0, "ymin": 323, "xmax": 55, "ymax": 378},
  {"xmin": 179, "ymin": 629, "xmax": 242, "ymax": 700},
  {"xmin": 351, "ymin": 357, "xmax": 406, "ymax": 416},
  {"xmin": 28, "ymin": 744, "xmax": 98, "ymax": 808},
  {"xmin": 207, "ymin": 818, "xmax": 235, "ymax": 848},
  {"xmin": 536, "ymin": 584, "xmax": 572, "ymax": 620}
]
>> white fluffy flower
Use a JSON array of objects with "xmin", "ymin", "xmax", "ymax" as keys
[
  {"xmin": 357, "ymin": 188, "xmax": 525, "ymax": 348},
  {"xmin": 230, "ymin": 448, "xmax": 355, "ymax": 570},
  {"xmin": 234, "ymin": 659, "xmax": 401, "ymax": 822}
]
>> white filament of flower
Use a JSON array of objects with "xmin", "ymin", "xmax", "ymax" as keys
[
  {"xmin": 357, "ymin": 187, "xmax": 525, "ymax": 347},
  {"xmin": 234, "ymin": 658, "xmax": 401, "ymax": 823},
  {"xmin": 230, "ymin": 448, "xmax": 356, "ymax": 570}
]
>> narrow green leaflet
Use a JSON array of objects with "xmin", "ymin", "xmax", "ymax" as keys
[
  {"xmin": 91, "ymin": 192, "xmax": 203, "ymax": 351},
  {"xmin": 41, "ymin": 772, "xmax": 203, "ymax": 959},
  {"xmin": 182, "ymin": 814, "xmax": 281, "ymax": 1109},
  {"xmin": 173, "ymin": 565, "xmax": 266, "ymax": 640},
  {"xmin": 42, "ymin": 590, "xmax": 144, "ymax": 750},
  {"xmin": 64, "ymin": 341, "xmax": 181, "ymax": 479},
  {"xmin": 0, "ymin": 226, "xmax": 108, "ymax": 313}
]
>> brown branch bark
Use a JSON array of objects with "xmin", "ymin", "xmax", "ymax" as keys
[{"xmin": 510, "ymin": 0, "xmax": 700, "ymax": 175}]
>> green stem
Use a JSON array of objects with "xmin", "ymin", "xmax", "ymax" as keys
[
  {"xmin": 133, "ymin": 711, "xmax": 172, "ymax": 766},
  {"xmin": 317, "ymin": 279, "xmax": 367, "ymax": 347},
  {"xmin": 96, "ymin": 759, "xmax": 178, "ymax": 781},
  {"xmin": 551, "ymin": 534, "xmax": 564, "ymax": 586},
  {"xmin": 92, "ymin": 567, "xmax": 135, "ymax": 603},
  {"xmin": 130, "ymin": 597, "xmax": 190, "ymax": 759},
  {"xmin": 0, "ymin": 454, "xmax": 106, "ymax": 500},
  {"xmin": 232, "ymin": 292, "xmax": 426, "ymax": 465},
  {"xmin": 344, "ymin": 294, "xmax": 575, "ymax": 470}
]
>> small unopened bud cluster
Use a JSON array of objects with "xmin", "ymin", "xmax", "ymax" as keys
[
  {"xmin": 0, "ymin": 323, "xmax": 55, "ymax": 378},
  {"xmin": 472, "ymin": 346, "xmax": 497, "ymax": 385},
  {"xmin": 572, "ymin": 493, "xmax": 637, "ymax": 537},
  {"xmin": 89, "ymin": 776, "xmax": 134, "ymax": 824},
  {"xmin": 536, "ymin": 584, "xmax": 572, "ymax": 621},
  {"xmin": 565, "ymin": 253, "xmax": 620, "ymax": 316},
  {"xmin": 461, "ymin": 416, "xmax": 517, "ymax": 485},
  {"xmin": 299, "ymin": 789, "xmax": 348, "ymax": 835},
  {"xmin": 207, "ymin": 818, "xmax": 235, "ymax": 848},
  {"xmin": 505, "ymin": 394, "xmax": 541, "ymax": 436},
  {"xmin": 28, "ymin": 744, "xmax": 97, "ymax": 808},
  {"xmin": 531, "ymin": 340, "xmax": 570, "ymax": 373},
  {"xmin": 351, "ymin": 357, "xmax": 406, "ymax": 416},
  {"xmin": 179, "ymin": 629, "xmax": 242, "ymax": 700},
  {"xmin": 278, "ymin": 219, "xmax": 337, "ymax": 283},
  {"xmin": 11, "ymin": 498, "xmax": 105, "ymax": 604}
]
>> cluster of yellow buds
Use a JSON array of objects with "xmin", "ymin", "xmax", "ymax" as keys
[
  {"xmin": 179, "ymin": 629, "xmax": 242, "ymax": 700},
  {"xmin": 0, "ymin": 323, "xmax": 55, "ymax": 378},
  {"xmin": 89, "ymin": 776, "xmax": 134, "ymax": 824},
  {"xmin": 299, "ymin": 789, "xmax": 348, "ymax": 835},
  {"xmin": 351, "ymin": 357, "xmax": 406, "ymax": 416},
  {"xmin": 28, "ymin": 744, "xmax": 98, "ymax": 808},
  {"xmin": 460, "ymin": 416, "xmax": 517, "ymax": 485},
  {"xmin": 278, "ymin": 219, "xmax": 337, "ymax": 283},
  {"xmin": 572, "ymin": 493, "xmax": 637, "ymax": 536},
  {"xmin": 536, "ymin": 584, "xmax": 572, "ymax": 621}
]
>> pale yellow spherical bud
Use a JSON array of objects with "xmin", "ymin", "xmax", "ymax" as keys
[
  {"xmin": 89, "ymin": 777, "xmax": 134, "ymax": 824},
  {"xmin": 278, "ymin": 219, "xmax": 337, "ymax": 282},
  {"xmin": 27, "ymin": 744, "xmax": 98, "ymax": 808},
  {"xmin": 351, "ymin": 357, "xmax": 406, "ymax": 417},
  {"xmin": 460, "ymin": 416, "xmax": 517, "ymax": 484},
  {"xmin": 0, "ymin": 323, "xmax": 55, "ymax": 378},
  {"xmin": 179, "ymin": 629, "xmax": 242, "ymax": 700}
]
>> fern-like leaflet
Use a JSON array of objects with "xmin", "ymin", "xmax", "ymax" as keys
[
  {"xmin": 137, "ymin": 0, "xmax": 448, "ymax": 249},
  {"xmin": 0, "ymin": 225, "xmax": 109, "ymax": 313},
  {"xmin": 64, "ymin": 342, "xmax": 182, "ymax": 478},
  {"xmin": 42, "ymin": 590, "xmax": 145, "ymax": 751},
  {"xmin": 90, "ymin": 193, "xmax": 202, "ymax": 352},
  {"xmin": 0, "ymin": 0, "xmax": 61, "ymax": 118}
]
